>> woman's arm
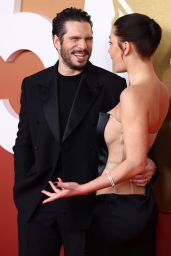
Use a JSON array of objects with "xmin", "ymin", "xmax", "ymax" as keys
[
  {"xmin": 41, "ymin": 87, "xmax": 150, "ymax": 203},
  {"xmin": 110, "ymin": 87, "xmax": 149, "ymax": 183}
]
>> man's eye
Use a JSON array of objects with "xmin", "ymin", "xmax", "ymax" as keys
[{"xmin": 71, "ymin": 38, "xmax": 79, "ymax": 41}]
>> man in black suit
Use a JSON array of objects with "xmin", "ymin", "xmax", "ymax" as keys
[{"xmin": 13, "ymin": 7, "xmax": 155, "ymax": 256}]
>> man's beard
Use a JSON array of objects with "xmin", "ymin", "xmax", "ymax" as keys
[{"xmin": 60, "ymin": 47, "xmax": 91, "ymax": 70}]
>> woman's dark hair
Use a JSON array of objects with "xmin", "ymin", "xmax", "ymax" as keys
[
  {"xmin": 114, "ymin": 13, "xmax": 162, "ymax": 58},
  {"xmin": 52, "ymin": 7, "xmax": 93, "ymax": 41}
]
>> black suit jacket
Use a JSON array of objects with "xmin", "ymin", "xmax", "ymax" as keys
[{"xmin": 13, "ymin": 62, "xmax": 126, "ymax": 228}]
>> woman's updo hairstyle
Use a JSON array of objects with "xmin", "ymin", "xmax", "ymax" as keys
[{"xmin": 114, "ymin": 13, "xmax": 162, "ymax": 58}]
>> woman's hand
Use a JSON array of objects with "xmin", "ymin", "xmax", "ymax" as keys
[{"xmin": 41, "ymin": 178, "xmax": 87, "ymax": 204}]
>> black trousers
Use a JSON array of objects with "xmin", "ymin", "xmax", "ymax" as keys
[
  {"xmin": 17, "ymin": 200, "xmax": 87, "ymax": 256},
  {"xmin": 88, "ymin": 185, "xmax": 157, "ymax": 256}
]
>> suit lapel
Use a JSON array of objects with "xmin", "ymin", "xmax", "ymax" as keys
[
  {"xmin": 62, "ymin": 63, "xmax": 101, "ymax": 143},
  {"xmin": 39, "ymin": 65, "xmax": 61, "ymax": 144}
]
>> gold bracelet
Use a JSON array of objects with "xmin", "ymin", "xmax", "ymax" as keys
[{"xmin": 106, "ymin": 170, "xmax": 116, "ymax": 188}]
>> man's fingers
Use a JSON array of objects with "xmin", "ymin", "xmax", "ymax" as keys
[
  {"xmin": 131, "ymin": 176, "xmax": 150, "ymax": 186},
  {"xmin": 132, "ymin": 174, "xmax": 151, "ymax": 182}
]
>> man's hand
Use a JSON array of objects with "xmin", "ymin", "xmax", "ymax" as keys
[{"xmin": 131, "ymin": 158, "xmax": 156, "ymax": 186}]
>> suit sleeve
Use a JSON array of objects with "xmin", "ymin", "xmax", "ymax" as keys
[
  {"xmin": 148, "ymin": 143, "xmax": 158, "ymax": 183},
  {"xmin": 103, "ymin": 75, "xmax": 127, "ymax": 111},
  {"xmin": 13, "ymin": 78, "xmax": 35, "ymax": 183}
]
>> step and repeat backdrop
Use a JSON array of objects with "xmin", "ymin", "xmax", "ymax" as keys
[{"xmin": 0, "ymin": 0, "xmax": 171, "ymax": 255}]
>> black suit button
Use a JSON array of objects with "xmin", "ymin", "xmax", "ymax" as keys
[{"xmin": 36, "ymin": 120, "xmax": 40, "ymax": 125}]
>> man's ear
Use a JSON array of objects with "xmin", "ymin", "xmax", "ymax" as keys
[{"xmin": 53, "ymin": 35, "xmax": 61, "ymax": 50}]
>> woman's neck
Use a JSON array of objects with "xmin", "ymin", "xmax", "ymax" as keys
[{"xmin": 126, "ymin": 57, "xmax": 158, "ymax": 86}]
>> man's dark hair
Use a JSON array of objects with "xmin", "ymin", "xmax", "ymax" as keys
[
  {"xmin": 52, "ymin": 7, "xmax": 93, "ymax": 41},
  {"xmin": 114, "ymin": 13, "xmax": 162, "ymax": 58}
]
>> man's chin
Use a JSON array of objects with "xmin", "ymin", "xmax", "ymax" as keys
[{"xmin": 70, "ymin": 61, "xmax": 89, "ymax": 70}]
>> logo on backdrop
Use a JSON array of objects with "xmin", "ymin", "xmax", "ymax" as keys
[
  {"xmin": 0, "ymin": 0, "xmax": 133, "ymax": 153},
  {"xmin": 0, "ymin": 0, "xmax": 56, "ymax": 153}
]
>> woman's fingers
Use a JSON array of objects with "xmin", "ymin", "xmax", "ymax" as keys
[
  {"xmin": 57, "ymin": 179, "xmax": 79, "ymax": 191},
  {"xmin": 41, "ymin": 189, "xmax": 67, "ymax": 204},
  {"xmin": 49, "ymin": 181, "xmax": 60, "ymax": 192},
  {"xmin": 41, "ymin": 180, "xmax": 82, "ymax": 204},
  {"xmin": 42, "ymin": 195, "xmax": 59, "ymax": 204},
  {"xmin": 41, "ymin": 190, "xmax": 54, "ymax": 197}
]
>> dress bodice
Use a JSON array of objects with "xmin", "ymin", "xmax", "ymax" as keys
[
  {"xmin": 96, "ymin": 111, "xmax": 145, "ymax": 195},
  {"xmin": 97, "ymin": 112, "xmax": 110, "ymax": 175},
  {"xmin": 97, "ymin": 112, "xmax": 125, "ymax": 175}
]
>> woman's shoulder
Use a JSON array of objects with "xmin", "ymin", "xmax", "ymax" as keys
[{"xmin": 120, "ymin": 85, "xmax": 144, "ymax": 105}]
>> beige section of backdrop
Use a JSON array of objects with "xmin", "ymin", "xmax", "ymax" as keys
[
  {"xmin": 21, "ymin": 0, "xmax": 171, "ymax": 211},
  {"xmin": 21, "ymin": 0, "xmax": 84, "ymax": 19}
]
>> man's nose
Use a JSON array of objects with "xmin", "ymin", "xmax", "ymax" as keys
[{"xmin": 78, "ymin": 39, "xmax": 87, "ymax": 49}]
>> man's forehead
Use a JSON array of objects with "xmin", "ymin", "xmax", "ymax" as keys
[{"xmin": 64, "ymin": 20, "xmax": 92, "ymax": 34}]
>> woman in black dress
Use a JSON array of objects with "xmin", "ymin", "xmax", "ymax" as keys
[{"xmin": 42, "ymin": 13, "xmax": 169, "ymax": 256}]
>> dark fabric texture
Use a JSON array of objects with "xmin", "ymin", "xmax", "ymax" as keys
[
  {"xmin": 18, "ymin": 200, "xmax": 87, "ymax": 256},
  {"xmin": 88, "ymin": 186, "xmax": 157, "ymax": 256},
  {"xmin": 13, "ymin": 62, "xmax": 126, "ymax": 226},
  {"xmin": 87, "ymin": 112, "xmax": 158, "ymax": 256}
]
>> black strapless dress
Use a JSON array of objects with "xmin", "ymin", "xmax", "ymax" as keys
[
  {"xmin": 97, "ymin": 112, "xmax": 110, "ymax": 175},
  {"xmin": 87, "ymin": 112, "xmax": 157, "ymax": 256}
]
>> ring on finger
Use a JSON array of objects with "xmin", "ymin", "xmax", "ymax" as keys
[
  {"xmin": 53, "ymin": 181, "xmax": 62, "ymax": 190},
  {"xmin": 53, "ymin": 181, "xmax": 58, "ymax": 187}
]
